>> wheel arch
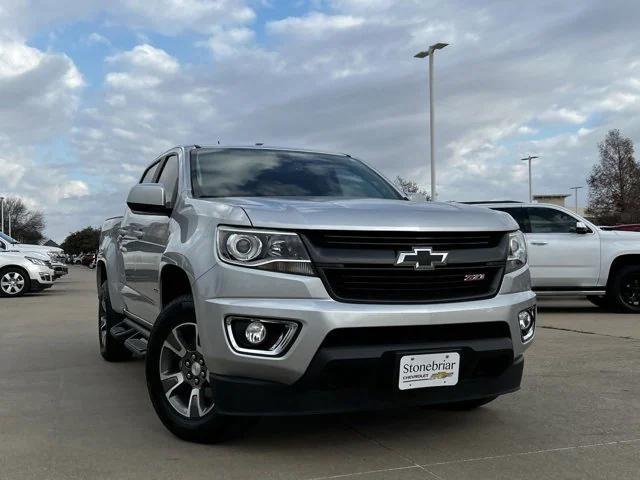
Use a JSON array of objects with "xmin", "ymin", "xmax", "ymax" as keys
[
  {"xmin": 0, "ymin": 264, "xmax": 31, "ymax": 293},
  {"xmin": 606, "ymin": 254, "xmax": 640, "ymax": 289},
  {"xmin": 96, "ymin": 259, "xmax": 108, "ymax": 288},
  {"xmin": 160, "ymin": 264, "xmax": 193, "ymax": 309}
]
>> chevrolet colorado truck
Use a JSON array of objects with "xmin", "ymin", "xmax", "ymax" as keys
[
  {"xmin": 474, "ymin": 202, "xmax": 640, "ymax": 313},
  {"xmin": 97, "ymin": 146, "xmax": 536, "ymax": 443}
]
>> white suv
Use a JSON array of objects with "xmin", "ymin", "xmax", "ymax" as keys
[
  {"xmin": 0, "ymin": 252, "xmax": 55, "ymax": 297},
  {"xmin": 474, "ymin": 202, "xmax": 640, "ymax": 313}
]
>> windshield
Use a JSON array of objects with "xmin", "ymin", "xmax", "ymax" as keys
[
  {"xmin": 190, "ymin": 148, "xmax": 403, "ymax": 199},
  {"xmin": 0, "ymin": 232, "xmax": 17, "ymax": 244}
]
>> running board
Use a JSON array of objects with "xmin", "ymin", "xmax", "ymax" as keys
[
  {"xmin": 109, "ymin": 322, "xmax": 137, "ymax": 341},
  {"xmin": 535, "ymin": 290, "xmax": 606, "ymax": 297},
  {"xmin": 124, "ymin": 337, "xmax": 148, "ymax": 356}
]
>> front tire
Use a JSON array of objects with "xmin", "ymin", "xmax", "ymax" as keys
[
  {"xmin": 610, "ymin": 265, "xmax": 640, "ymax": 313},
  {"xmin": 0, "ymin": 267, "xmax": 29, "ymax": 298},
  {"xmin": 146, "ymin": 295, "xmax": 252, "ymax": 443},
  {"xmin": 98, "ymin": 281, "xmax": 133, "ymax": 361}
]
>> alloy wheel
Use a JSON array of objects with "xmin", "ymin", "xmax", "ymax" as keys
[
  {"xmin": 98, "ymin": 293, "xmax": 108, "ymax": 348},
  {"xmin": 620, "ymin": 273, "xmax": 640, "ymax": 309},
  {"xmin": 1, "ymin": 271, "xmax": 25, "ymax": 296},
  {"xmin": 159, "ymin": 322, "xmax": 214, "ymax": 418}
]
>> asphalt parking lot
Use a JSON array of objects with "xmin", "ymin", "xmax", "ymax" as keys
[{"xmin": 1, "ymin": 267, "xmax": 639, "ymax": 480}]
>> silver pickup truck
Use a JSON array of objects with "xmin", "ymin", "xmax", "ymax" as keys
[{"xmin": 97, "ymin": 146, "xmax": 536, "ymax": 443}]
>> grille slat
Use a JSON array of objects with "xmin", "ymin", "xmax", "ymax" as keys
[
  {"xmin": 320, "ymin": 265, "xmax": 503, "ymax": 303},
  {"xmin": 308, "ymin": 231, "xmax": 503, "ymax": 250}
]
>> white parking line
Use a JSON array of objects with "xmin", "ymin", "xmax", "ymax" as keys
[{"xmin": 305, "ymin": 438, "xmax": 640, "ymax": 480}]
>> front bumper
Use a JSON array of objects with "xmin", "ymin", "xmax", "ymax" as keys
[
  {"xmin": 194, "ymin": 263, "xmax": 535, "ymax": 414},
  {"xmin": 213, "ymin": 355, "xmax": 523, "ymax": 416},
  {"xmin": 196, "ymin": 270, "xmax": 535, "ymax": 380}
]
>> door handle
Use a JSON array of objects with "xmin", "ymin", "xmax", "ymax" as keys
[{"xmin": 530, "ymin": 241, "xmax": 548, "ymax": 246}]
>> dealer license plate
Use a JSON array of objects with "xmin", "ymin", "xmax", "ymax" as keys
[{"xmin": 398, "ymin": 352, "xmax": 460, "ymax": 390}]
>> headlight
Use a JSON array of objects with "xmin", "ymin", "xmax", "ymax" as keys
[
  {"xmin": 505, "ymin": 230, "xmax": 527, "ymax": 274},
  {"xmin": 26, "ymin": 257, "xmax": 46, "ymax": 266},
  {"xmin": 217, "ymin": 226, "xmax": 314, "ymax": 276}
]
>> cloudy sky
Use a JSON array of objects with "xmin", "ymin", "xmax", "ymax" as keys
[{"xmin": 1, "ymin": 0, "xmax": 639, "ymax": 241}]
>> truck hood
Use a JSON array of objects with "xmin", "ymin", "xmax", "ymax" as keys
[
  {"xmin": 214, "ymin": 197, "xmax": 518, "ymax": 232},
  {"xmin": 600, "ymin": 229, "xmax": 640, "ymax": 241}
]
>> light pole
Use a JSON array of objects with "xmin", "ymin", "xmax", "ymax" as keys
[
  {"xmin": 0, "ymin": 196, "xmax": 4, "ymax": 234},
  {"xmin": 570, "ymin": 186, "xmax": 583, "ymax": 213},
  {"xmin": 415, "ymin": 42, "xmax": 448, "ymax": 201},
  {"xmin": 520, "ymin": 156, "xmax": 539, "ymax": 202}
]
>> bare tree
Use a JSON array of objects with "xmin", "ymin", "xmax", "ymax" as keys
[
  {"xmin": 586, "ymin": 130, "xmax": 640, "ymax": 225},
  {"xmin": 1, "ymin": 197, "xmax": 46, "ymax": 243},
  {"xmin": 393, "ymin": 176, "xmax": 431, "ymax": 201}
]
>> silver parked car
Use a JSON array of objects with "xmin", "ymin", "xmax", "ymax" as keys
[
  {"xmin": 98, "ymin": 146, "xmax": 536, "ymax": 443},
  {"xmin": 0, "ymin": 251, "xmax": 55, "ymax": 297}
]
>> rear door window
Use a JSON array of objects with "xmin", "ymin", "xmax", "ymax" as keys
[
  {"xmin": 526, "ymin": 207, "xmax": 579, "ymax": 233},
  {"xmin": 493, "ymin": 207, "xmax": 531, "ymax": 233}
]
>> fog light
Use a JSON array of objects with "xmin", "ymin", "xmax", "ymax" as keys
[
  {"xmin": 518, "ymin": 306, "xmax": 536, "ymax": 342},
  {"xmin": 518, "ymin": 311, "xmax": 533, "ymax": 331},
  {"xmin": 245, "ymin": 321, "xmax": 267, "ymax": 345},
  {"xmin": 225, "ymin": 316, "xmax": 300, "ymax": 357}
]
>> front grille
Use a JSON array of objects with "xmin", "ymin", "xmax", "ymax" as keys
[
  {"xmin": 320, "ymin": 264, "xmax": 503, "ymax": 303},
  {"xmin": 301, "ymin": 229, "xmax": 508, "ymax": 304},
  {"xmin": 305, "ymin": 230, "xmax": 504, "ymax": 250}
]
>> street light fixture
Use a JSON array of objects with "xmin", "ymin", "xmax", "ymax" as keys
[
  {"xmin": 415, "ymin": 42, "xmax": 449, "ymax": 201},
  {"xmin": 570, "ymin": 186, "xmax": 583, "ymax": 214},
  {"xmin": 520, "ymin": 156, "xmax": 539, "ymax": 202}
]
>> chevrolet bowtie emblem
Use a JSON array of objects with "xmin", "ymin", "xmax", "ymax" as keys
[{"xmin": 395, "ymin": 247, "xmax": 449, "ymax": 270}]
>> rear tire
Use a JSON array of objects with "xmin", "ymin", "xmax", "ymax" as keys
[
  {"xmin": 98, "ymin": 281, "xmax": 133, "ymax": 361},
  {"xmin": 0, "ymin": 267, "xmax": 29, "ymax": 298},
  {"xmin": 146, "ymin": 295, "xmax": 254, "ymax": 443},
  {"xmin": 610, "ymin": 265, "xmax": 640, "ymax": 313}
]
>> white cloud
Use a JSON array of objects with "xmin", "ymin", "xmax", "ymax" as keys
[
  {"xmin": 267, "ymin": 12, "xmax": 365, "ymax": 35},
  {"xmin": 538, "ymin": 106, "xmax": 588, "ymax": 124},
  {"xmin": 107, "ymin": 44, "xmax": 179, "ymax": 74},
  {"xmin": 87, "ymin": 32, "xmax": 111, "ymax": 46},
  {"xmin": 0, "ymin": 38, "xmax": 84, "ymax": 144},
  {"xmin": 54, "ymin": 180, "xmax": 90, "ymax": 200}
]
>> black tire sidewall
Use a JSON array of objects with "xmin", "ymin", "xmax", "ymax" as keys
[
  {"xmin": 0, "ymin": 266, "xmax": 30, "ymax": 298},
  {"xmin": 612, "ymin": 265, "xmax": 640, "ymax": 313},
  {"xmin": 145, "ymin": 295, "xmax": 240, "ymax": 443},
  {"xmin": 98, "ymin": 281, "xmax": 132, "ymax": 361}
]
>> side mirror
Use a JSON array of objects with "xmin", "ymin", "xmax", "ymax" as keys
[
  {"xmin": 576, "ymin": 221, "xmax": 590, "ymax": 234},
  {"xmin": 126, "ymin": 184, "xmax": 170, "ymax": 215}
]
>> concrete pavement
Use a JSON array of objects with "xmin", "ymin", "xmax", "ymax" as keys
[{"xmin": 0, "ymin": 267, "xmax": 638, "ymax": 480}]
